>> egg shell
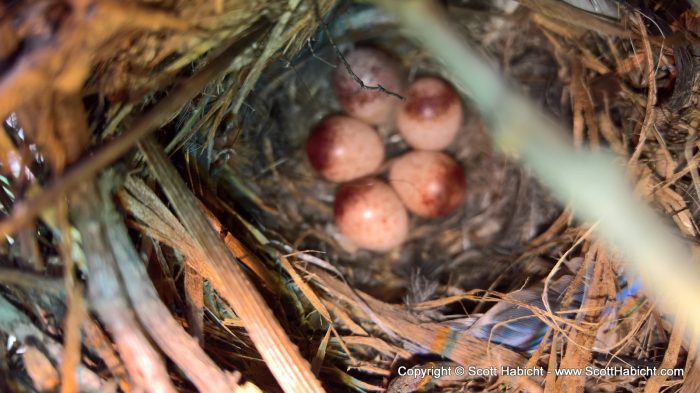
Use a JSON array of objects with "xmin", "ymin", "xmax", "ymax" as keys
[
  {"xmin": 334, "ymin": 177, "xmax": 408, "ymax": 251},
  {"xmin": 333, "ymin": 47, "xmax": 404, "ymax": 126},
  {"xmin": 396, "ymin": 76, "xmax": 463, "ymax": 150},
  {"xmin": 306, "ymin": 115, "xmax": 385, "ymax": 182},
  {"xmin": 389, "ymin": 151, "xmax": 466, "ymax": 218}
]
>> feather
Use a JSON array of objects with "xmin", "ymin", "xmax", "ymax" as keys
[
  {"xmin": 467, "ymin": 259, "xmax": 640, "ymax": 352},
  {"xmin": 560, "ymin": 0, "xmax": 621, "ymax": 19}
]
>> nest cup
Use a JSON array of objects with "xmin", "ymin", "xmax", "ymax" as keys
[
  {"xmin": 3, "ymin": 0, "xmax": 698, "ymax": 391},
  {"xmin": 229, "ymin": 3, "xmax": 562, "ymax": 300}
]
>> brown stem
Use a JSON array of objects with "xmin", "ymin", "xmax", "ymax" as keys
[
  {"xmin": 97, "ymin": 175, "xmax": 235, "ymax": 393},
  {"xmin": 72, "ymin": 184, "xmax": 176, "ymax": 393},
  {"xmin": 138, "ymin": 135, "xmax": 325, "ymax": 392}
]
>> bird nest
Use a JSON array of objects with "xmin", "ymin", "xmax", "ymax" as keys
[{"xmin": 0, "ymin": 0, "xmax": 699, "ymax": 392}]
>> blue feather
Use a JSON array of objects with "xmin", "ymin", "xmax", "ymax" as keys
[{"xmin": 466, "ymin": 262, "xmax": 642, "ymax": 352}]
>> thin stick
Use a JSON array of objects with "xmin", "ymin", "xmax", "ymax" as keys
[
  {"xmin": 0, "ymin": 268, "xmax": 64, "ymax": 293},
  {"xmin": 643, "ymin": 310, "xmax": 686, "ymax": 392},
  {"xmin": 312, "ymin": 0, "xmax": 404, "ymax": 101},
  {"xmin": 138, "ymin": 135, "xmax": 325, "ymax": 393},
  {"xmin": 629, "ymin": 12, "xmax": 657, "ymax": 165},
  {"xmin": 57, "ymin": 199, "xmax": 83, "ymax": 393},
  {"xmin": 73, "ymin": 186, "xmax": 176, "ymax": 393},
  {"xmin": 100, "ymin": 178, "xmax": 235, "ymax": 393}
]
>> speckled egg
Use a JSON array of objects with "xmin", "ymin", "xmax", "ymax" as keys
[
  {"xmin": 334, "ymin": 177, "xmax": 408, "ymax": 251},
  {"xmin": 333, "ymin": 47, "xmax": 404, "ymax": 126},
  {"xmin": 389, "ymin": 151, "xmax": 466, "ymax": 218},
  {"xmin": 306, "ymin": 115, "xmax": 385, "ymax": 182},
  {"xmin": 396, "ymin": 76, "xmax": 463, "ymax": 150}
]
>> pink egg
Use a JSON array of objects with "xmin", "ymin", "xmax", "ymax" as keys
[
  {"xmin": 396, "ymin": 76, "xmax": 463, "ymax": 150},
  {"xmin": 334, "ymin": 178, "xmax": 408, "ymax": 251},
  {"xmin": 389, "ymin": 151, "xmax": 466, "ymax": 218},
  {"xmin": 333, "ymin": 47, "xmax": 403, "ymax": 126},
  {"xmin": 306, "ymin": 115, "xmax": 385, "ymax": 182}
]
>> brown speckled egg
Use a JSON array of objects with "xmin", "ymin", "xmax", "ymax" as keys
[
  {"xmin": 334, "ymin": 178, "xmax": 408, "ymax": 251},
  {"xmin": 333, "ymin": 47, "xmax": 403, "ymax": 126},
  {"xmin": 306, "ymin": 115, "xmax": 385, "ymax": 182},
  {"xmin": 396, "ymin": 76, "xmax": 463, "ymax": 150},
  {"xmin": 389, "ymin": 151, "xmax": 466, "ymax": 218}
]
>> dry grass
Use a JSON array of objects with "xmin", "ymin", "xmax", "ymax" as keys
[{"xmin": 0, "ymin": 0, "xmax": 699, "ymax": 392}]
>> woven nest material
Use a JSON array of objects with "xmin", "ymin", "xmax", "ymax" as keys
[
  {"xmin": 1, "ymin": 0, "xmax": 700, "ymax": 392},
  {"xmin": 237, "ymin": 7, "xmax": 561, "ymax": 297}
]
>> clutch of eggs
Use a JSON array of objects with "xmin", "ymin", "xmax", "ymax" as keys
[{"xmin": 304, "ymin": 48, "xmax": 468, "ymax": 252}]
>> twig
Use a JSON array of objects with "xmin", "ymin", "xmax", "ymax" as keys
[
  {"xmin": 684, "ymin": 131, "xmax": 700, "ymax": 213},
  {"xmin": 644, "ymin": 310, "xmax": 686, "ymax": 392},
  {"xmin": 0, "ymin": 268, "xmax": 64, "ymax": 293},
  {"xmin": 554, "ymin": 245, "xmax": 611, "ymax": 392},
  {"xmin": 60, "ymin": 284, "xmax": 84, "ymax": 393},
  {"xmin": 629, "ymin": 11, "xmax": 657, "ymax": 165},
  {"xmin": 311, "ymin": 0, "xmax": 404, "ymax": 101},
  {"xmin": 98, "ymin": 175, "xmax": 236, "ymax": 393},
  {"xmin": 184, "ymin": 265, "xmax": 205, "ymax": 345},
  {"xmin": 138, "ymin": 135, "xmax": 325, "ymax": 392},
  {"xmin": 118, "ymin": 176, "xmax": 278, "ymax": 291},
  {"xmin": 58, "ymin": 198, "xmax": 84, "ymax": 393},
  {"xmin": 683, "ymin": 356, "xmax": 700, "ymax": 392},
  {"xmin": 72, "ymin": 185, "xmax": 176, "ymax": 393},
  {"xmin": 306, "ymin": 38, "xmax": 336, "ymax": 68},
  {"xmin": 81, "ymin": 317, "xmax": 131, "ymax": 392},
  {"xmin": 571, "ymin": 60, "xmax": 586, "ymax": 149}
]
